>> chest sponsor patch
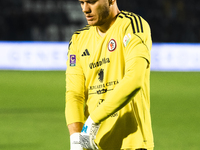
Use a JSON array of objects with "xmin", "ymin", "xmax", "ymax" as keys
[
  {"xmin": 89, "ymin": 57, "xmax": 110, "ymax": 69},
  {"xmin": 108, "ymin": 39, "xmax": 117, "ymax": 52}
]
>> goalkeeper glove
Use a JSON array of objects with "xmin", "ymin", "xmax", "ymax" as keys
[
  {"xmin": 70, "ymin": 133, "xmax": 83, "ymax": 150},
  {"xmin": 80, "ymin": 116, "xmax": 100, "ymax": 149}
]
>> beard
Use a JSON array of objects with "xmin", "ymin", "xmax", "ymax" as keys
[
  {"xmin": 96, "ymin": 4, "xmax": 110, "ymax": 25},
  {"xmin": 87, "ymin": 4, "xmax": 110, "ymax": 26}
]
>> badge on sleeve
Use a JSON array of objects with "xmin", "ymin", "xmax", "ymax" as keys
[
  {"xmin": 123, "ymin": 33, "xmax": 131, "ymax": 47},
  {"xmin": 70, "ymin": 55, "xmax": 76, "ymax": 66}
]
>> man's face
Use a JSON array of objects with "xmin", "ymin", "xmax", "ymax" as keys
[{"xmin": 79, "ymin": 0, "xmax": 110, "ymax": 26}]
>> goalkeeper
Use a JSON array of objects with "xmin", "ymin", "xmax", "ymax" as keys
[{"xmin": 65, "ymin": 0, "xmax": 154, "ymax": 149}]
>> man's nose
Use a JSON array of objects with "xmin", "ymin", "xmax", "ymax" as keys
[{"xmin": 82, "ymin": 3, "xmax": 90, "ymax": 13}]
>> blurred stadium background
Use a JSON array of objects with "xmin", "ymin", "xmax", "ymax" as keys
[
  {"xmin": 0, "ymin": 0, "xmax": 200, "ymax": 150},
  {"xmin": 1, "ymin": 0, "xmax": 200, "ymax": 42}
]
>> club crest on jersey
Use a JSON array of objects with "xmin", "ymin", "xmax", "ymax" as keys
[{"xmin": 108, "ymin": 39, "xmax": 117, "ymax": 52}]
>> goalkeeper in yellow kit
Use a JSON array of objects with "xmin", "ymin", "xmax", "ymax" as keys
[{"xmin": 65, "ymin": 0, "xmax": 154, "ymax": 149}]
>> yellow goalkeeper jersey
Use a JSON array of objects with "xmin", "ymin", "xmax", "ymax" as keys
[{"xmin": 66, "ymin": 11, "xmax": 154, "ymax": 150}]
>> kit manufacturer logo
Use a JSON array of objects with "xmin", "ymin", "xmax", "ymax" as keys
[{"xmin": 81, "ymin": 49, "xmax": 90, "ymax": 56}]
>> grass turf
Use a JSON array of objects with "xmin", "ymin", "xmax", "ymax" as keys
[
  {"xmin": 0, "ymin": 71, "xmax": 200, "ymax": 150},
  {"xmin": 0, "ymin": 71, "xmax": 69, "ymax": 150},
  {"xmin": 150, "ymin": 72, "xmax": 200, "ymax": 149}
]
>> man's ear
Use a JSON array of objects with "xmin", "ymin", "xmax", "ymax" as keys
[{"xmin": 109, "ymin": 0, "xmax": 115, "ymax": 6}]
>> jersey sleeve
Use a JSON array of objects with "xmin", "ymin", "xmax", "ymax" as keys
[
  {"xmin": 124, "ymin": 18, "xmax": 152, "ymax": 71},
  {"xmin": 90, "ymin": 58, "xmax": 148, "ymax": 123},
  {"xmin": 65, "ymin": 35, "xmax": 85, "ymax": 125},
  {"xmin": 90, "ymin": 18, "xmax": 152, "ymax": 123}
]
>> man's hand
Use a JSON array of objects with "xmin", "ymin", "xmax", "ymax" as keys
[
  {"xmin": 80, "ymin": 116, "xmax": 100, "ymax": 149},
  {"xmin": 70, "ymin": 133, "xmax": 83, "ymax": 150}
]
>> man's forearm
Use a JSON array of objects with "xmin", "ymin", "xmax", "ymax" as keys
[
  {"xmin": 68, "ymin": 122, "xmax": 84, "ymax": 135},
  {"xmin": 68, "ymin": 122, "xmax": 84, "ymax": 150},
  {"xmin": 90, "ymin": 57, "xmax": 148, "ymax": 123}
]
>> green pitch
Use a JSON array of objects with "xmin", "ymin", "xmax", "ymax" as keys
[{"xmin": 0, "ymin": 71, "xmax": 200, "ymax": 150}]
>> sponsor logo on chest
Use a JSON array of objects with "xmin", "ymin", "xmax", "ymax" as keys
[{"xmin": 89, "ymin": 57, "xmax": 110, "ymax": 69}]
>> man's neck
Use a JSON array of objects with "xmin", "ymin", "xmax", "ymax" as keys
[{"xmin": 97, "ymin": 9, "xmax": 120, "ymax": 37}]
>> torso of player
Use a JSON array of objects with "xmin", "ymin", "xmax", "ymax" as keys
[
  {"xmin": 77, "ymin": 22, "xmax": 126, "ymax": 113},
  {"xmin": 68, "ymin": 12, "xmax": 154, "ymax": 149},
  {"xmin": 70, "ymin": 10, "xmax": 150, "ymax": 115}
]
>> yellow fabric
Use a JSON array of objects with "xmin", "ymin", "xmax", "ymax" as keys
[
  {"xmin": 66, "ymin": 11, "xmax": 154, "ymax": 149},
  {"xmin": 121, "ymin": 148, "xmax": 153, "ymax": 150}
]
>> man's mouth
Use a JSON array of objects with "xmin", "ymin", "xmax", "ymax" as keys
[{"xmin": 86, "ymin": 15, "xmax": 94, "ymax": 21}]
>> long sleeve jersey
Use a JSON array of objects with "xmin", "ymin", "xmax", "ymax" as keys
[{"xmin": 66, "ymin": 11, "xmax": 154, "ymax": 150}]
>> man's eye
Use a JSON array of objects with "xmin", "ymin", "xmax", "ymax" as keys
[
  {"xmin": 89, "ymin": 0, "xmax": 97, "ymax": 4},
  {"xmin": 79, "ymin": 1, "xmax": 84, "ymax": 5},
  {"xmin": 79, "ymin": 0, "xmax": 97, "ymax": 5}
]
